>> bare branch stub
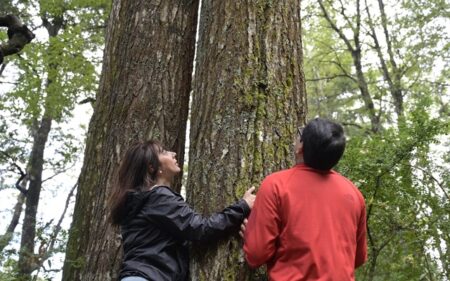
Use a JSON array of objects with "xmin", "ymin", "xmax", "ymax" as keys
[{"xmin": 0, "ymin": 15, "xmax": 36, "ymax": 64}]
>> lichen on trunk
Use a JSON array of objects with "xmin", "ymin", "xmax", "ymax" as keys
[
  {"xmin": 62, "ymin": 1, "xmax": 199, "ymax": 280},
  {"xmin": 187, "ymin": 1, "xmax": 307, "ymax": 280}
]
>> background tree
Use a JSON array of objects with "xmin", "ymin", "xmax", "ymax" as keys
[
  {"xmin": 62, "ymin": 0, "xmax": 199, "ymax": 280},
  {"xmin": 302, "ymin": 0, "xmax": 450, "ymax": 279},
  {"xmin": 187, "ymin": 1, "xmax": 306, "ymax": 279},
  {"xmin": 0, "ymin": 0, "xmax": 109, "ymax": 280}
]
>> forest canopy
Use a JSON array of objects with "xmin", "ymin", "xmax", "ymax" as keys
[{"xmin": 0, "ymin": 0, "xmax": 448, "ymax": 280}]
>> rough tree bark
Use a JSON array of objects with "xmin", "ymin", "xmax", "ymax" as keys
[
  {"xmin": 62, "ymin": 0, "xmax": 198, "ymax": 280},
  {"xmin": 187, "ymin": 1, "xmax": 307, "ymax": 280}
]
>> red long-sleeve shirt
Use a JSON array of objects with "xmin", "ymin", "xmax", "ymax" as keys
[{"xmin": 244, "ymin": 164, "xmax": 367, "ymax": 281}]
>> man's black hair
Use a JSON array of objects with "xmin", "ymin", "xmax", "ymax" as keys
[{"xmin": 302, "ymin": 118, "xmax": 346, "ymax": 171}]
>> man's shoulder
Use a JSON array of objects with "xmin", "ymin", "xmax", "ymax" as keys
[
  {"xmin": 332, "ymin": 172, "xmax": 366, "ymax": 203},
  {"xmin": 259, "ymin": 167, "xmax": 299, "ymax": 192},
  {"xmin": 263, "ymin": 167, "xmax": 296, "ymax": 182},
  {"xmin": 331, "ymin": 170, "xmax": 357, "ymax": 185}
]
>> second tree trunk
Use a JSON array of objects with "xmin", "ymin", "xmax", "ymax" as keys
[{"xmin": 188, "ymin": 1, "xmax": 307, "ymax": 280}]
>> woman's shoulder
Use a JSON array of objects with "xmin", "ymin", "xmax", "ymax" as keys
[
  {"xmin": 148, "ymin": 185, "xmax": 183, "ymax": 199},
  {"xmin": 140, "ymin": 186, "xmax": 186, "ymax": 214},
  {"xmin": 124, "ymin": 187, "xmax": 176, "ymax": 208}
]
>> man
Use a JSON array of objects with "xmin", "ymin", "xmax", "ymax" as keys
[{"xmin": 243, "ymin": 118, "xmax": 367, "ymax": 281}]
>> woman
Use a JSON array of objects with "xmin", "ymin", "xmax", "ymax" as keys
[{"xmin": 109, "ymin": 140, "xmax": 256, "ymax": 281}]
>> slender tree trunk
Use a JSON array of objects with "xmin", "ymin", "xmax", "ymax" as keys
[
  {"xmin": 62, "ymin": 1, "xmax": 198, "ymax": 280},
  {"xmin": 351, "ymin": 49, "xmax": 379, "ymax": 132},
  {"xmin": 17, "ymin": 115, "xmax": 52, "ymax": 280},
  {"xmin": 365, "ymin": 0, "xmax": 403, "ymax": 120},
  {"xmin": 187, "ymin": 1, "xmax": 306, "ymax": 280},
  {"xmin": 318, "ymin": 0, "xmax": 380, "ymax": 133},
  {"xmin": 367, "ymin": 250, "xmax": 378, "ymax": 281},
  {"xmin": 376, "ymin": 0, "xmax": 403, "ymax": 118},
  {"xmin": 0, "ymin": 192, "xmax": 25, "ymax": 252},
  {"xmin": 444, "ymin": 234, "xmax": 450, "ymax": 280},
  {"xmin": 352, "ymin": 0, "xmax": 379, "ymax": 133},
  {"xmin": 16, "ymin": 17, "xmax": 63, "ymax": 279}
]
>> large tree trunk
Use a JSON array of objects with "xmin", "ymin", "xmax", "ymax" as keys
[
  {"xmin": 62, "ymin": 0, "xmax": 198, "ymax": 280},
  {"xmin": 187, "ymin": 1, "xmax": 307, "ymax": 280}
]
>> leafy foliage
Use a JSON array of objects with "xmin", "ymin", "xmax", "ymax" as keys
[
  {"xmin": 0, "ymin": 0, "xmax": 110, "ymax": 279},
  {"xmin": 337, "ymin": 101, "xmax": 449, "ymax": 280},
  {"xmin": 303, "ymin": 0, "xmax": 450, "ymax": 279}
]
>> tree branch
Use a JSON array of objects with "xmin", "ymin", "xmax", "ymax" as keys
[
  {"xmin": 376, "ymin": 0, "xmax": 403, "ymax": 116},
  {"xmin": 17, "ymin": 53, "xmax": 40, "ymax": 77},
  {"xmin": 0, "ymin": 192, "xmax": 26, "ymax": 252},
  {"xmin": 366, "ymin": 223, "xmax": 375, "ymax": 251},
  {"xmin": 365, "ymin": 0, "xmax": 395, "ymax": 99},
  {"xmin": 355, "ymin": 0, "xmax": 361, "ymax": 45},
  {"xmin": 341, "ymin": 122, "xmax": 364, "ymax": 129},
  {"xmin": 326, "ymin": 59, "xmax": 357, "ymax": 82},
  {"xmin": 0, "ymin": 151, "xmax": 28, "ymax": 194},
  {"xmin": 305, "ymin": 74, "xmax": 354, "ymax": 82},
  {"xmin": 337, "ymin": 0, "xmax": 356, "ymax": 33},
  {"xmin": 0, "ymin": 62, "xmax": 7, "ymax": 76},
  {"xmin": 0, "ymin": 15, "xmax": 35, "ymax": 64},
  {"xmin": 377, "ymin": 0, "xmax": 396, "ymax": 71},
  {"xmin": 34, "ymin": 182, "xmax": 78, "ymax": 272},
  {"xmin": 405, "ymin": 163, "xmax": 449, "ymax": 201},
  {"xmin": 42, "ymin": 162, "xmax": 77, "ymax": 183},
  {"xmin": 14, "ymin": 167, "xmax": 28, "ymax": 194},
  {"xmin": 415, "ymin": 233, "xmax": 436, "ymax": 281},
  {"xmin": 377, "ymin": 226, "xmax": 399, "ymax": 252},
  {"xmin": 318, "ymin": 0, "xmax": 355, "ymax": 52},
  {"xmin": 0, "ymin": 80, "xmax": 18, "ymax": 85}
]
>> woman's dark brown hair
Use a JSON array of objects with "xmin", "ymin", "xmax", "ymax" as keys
[{"xmin": 109, "ymin": 140, "xmax": 163, "ymax": 225}]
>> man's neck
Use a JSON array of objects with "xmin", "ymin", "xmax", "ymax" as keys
[{"xmin": 295, "ymin": 156, "xmax": 304, "ymax": 165}]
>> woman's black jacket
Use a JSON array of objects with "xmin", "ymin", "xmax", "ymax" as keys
[{"xmin": 119, "ymin": 185, "xmax": 251, "ymax": 281}]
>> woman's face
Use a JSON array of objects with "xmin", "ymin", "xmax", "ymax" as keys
[{"xmin": 157, "ymin": 149, "xmax": 181, "ymax": 178}]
